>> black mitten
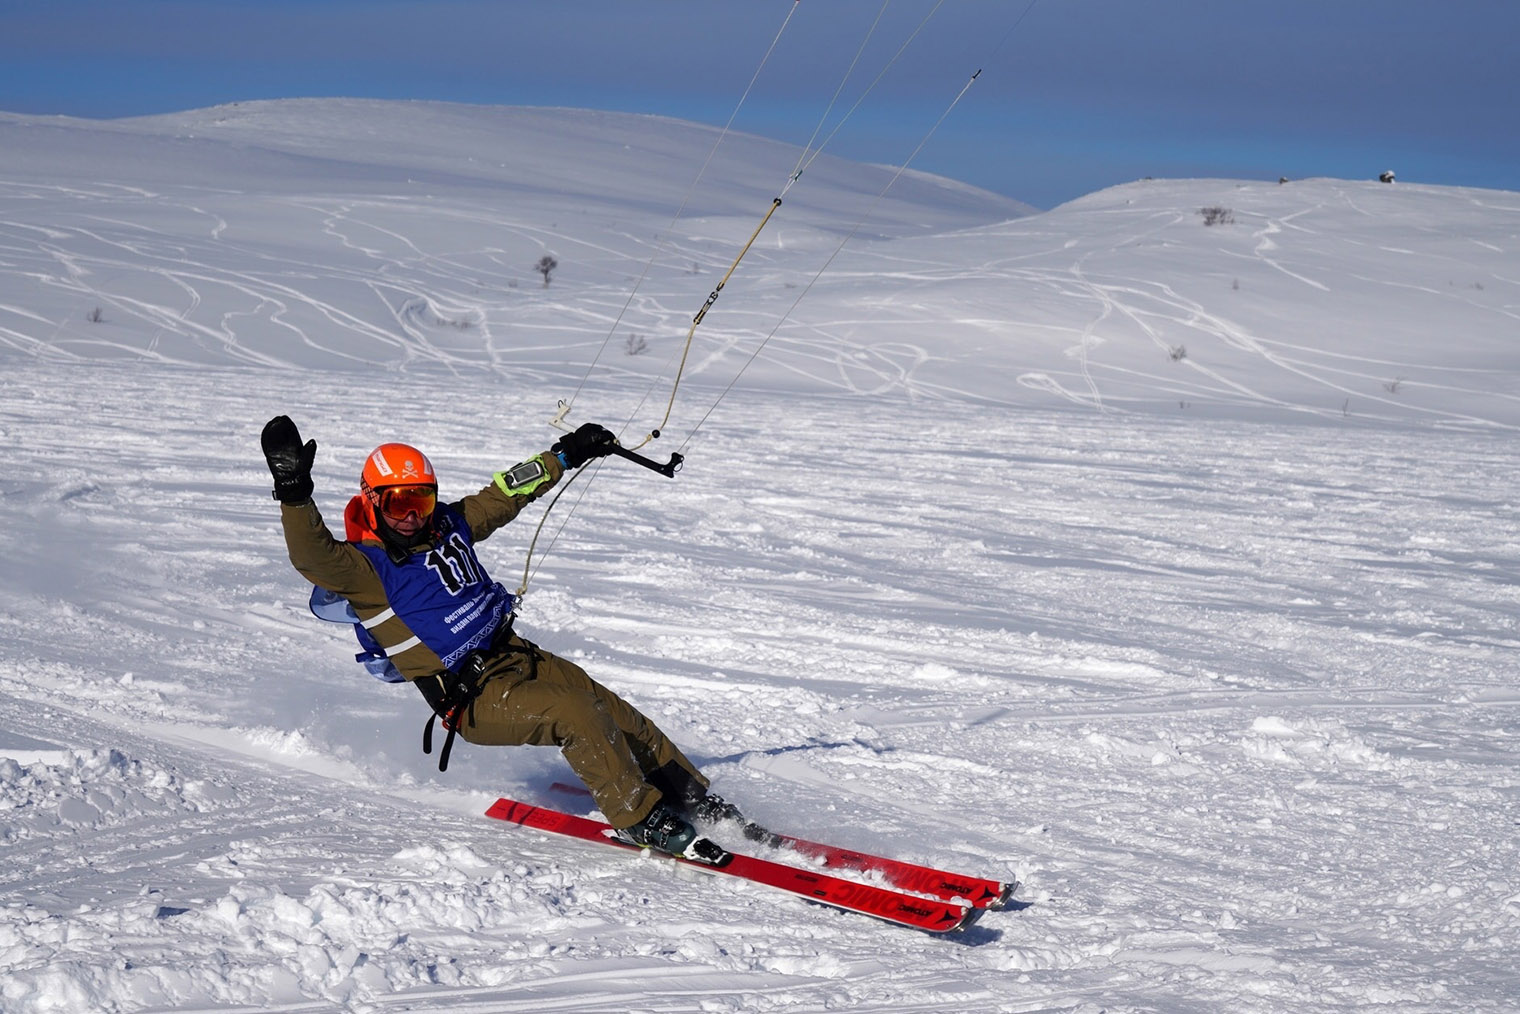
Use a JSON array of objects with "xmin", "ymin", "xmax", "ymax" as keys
[
  {"xmin": 260, "ymin": 415, "xmax": 317, "ymax": 504},
  {"xmin": 551, "ymin": 422, "xmax": 616, "ymax": 469}
]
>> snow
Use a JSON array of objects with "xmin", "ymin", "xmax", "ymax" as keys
[{"xmin": 1, "ymin": 98, "xmax": 1518, "ymax": 1012}]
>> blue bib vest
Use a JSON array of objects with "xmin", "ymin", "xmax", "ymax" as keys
[{"xmin": 309, "ymin": 503, "xmax": 515, "ymax": 681}]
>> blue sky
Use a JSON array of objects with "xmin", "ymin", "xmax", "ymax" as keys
[{"xmin": 2, "ymin": 0, "xmax": 1515, "ymax": 208}]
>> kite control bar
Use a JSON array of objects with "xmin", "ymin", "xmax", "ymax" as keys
[
  {"xmin": 610, "ymin": 440, "xmax": 683, "ymax": 478},
  {"xmin": 550, "ymin": 402, "xmax": 682, "ymax": 478}
]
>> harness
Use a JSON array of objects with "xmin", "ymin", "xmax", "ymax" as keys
[{"xmin": 414, "ymin": 618, "xmax": 545, "ymax": 772}]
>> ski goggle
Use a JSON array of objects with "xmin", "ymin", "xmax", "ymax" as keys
[{"xmin": 377, "ymin": 483, "xmax": 437, "ymax": 521}]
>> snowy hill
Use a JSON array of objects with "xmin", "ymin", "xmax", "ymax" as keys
[
  {"xmin": 1, "ymin": 100, "xmax": 1517, "ymax": 1013},
  {"xmin": 4, "ymin": 99, "xmax": 1515, "ymax": 427}
]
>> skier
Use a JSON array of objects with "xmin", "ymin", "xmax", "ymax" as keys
[{"xmin": 259, "ymin": 414, "xmax": 736, "ymax": 860}]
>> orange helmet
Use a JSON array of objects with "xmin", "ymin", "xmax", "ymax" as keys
[
  {"xmin": 360, "ymin": 442, "xmax": 438, "ymax": 532},
  {"xmin": 361, "ymin": 442, "xmax": 436, "ymax": 491}
]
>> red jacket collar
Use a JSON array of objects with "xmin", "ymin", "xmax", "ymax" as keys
[{"xmin": 344, "ymin": 495, "xmax": 381, "ymax": 544}]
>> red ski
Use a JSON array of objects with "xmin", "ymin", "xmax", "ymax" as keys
[
  {"xmin": 547, "ymin": 781, "xmax": 1015, "ymax": 911},
  {"xmin": 485, "ymin": 797, "xmax": 982, "ymax": 934},
  {"xmin": 759, "ymin": 830, "xmax": 1015, "ymax": 910}
]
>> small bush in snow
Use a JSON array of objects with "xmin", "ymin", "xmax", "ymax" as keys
[
  {"xmin": 87, "ymin": 306, "xmax": 105, "ymax": 323},
  {"xmin": 535, "ymin": 255, "xmax": 558, "ymax": 287},
  {"xmin": 625, "ymin": 333, "xmax": 648, "ymax": 356},
  {"xmin": 1200, "ymin": 206, "xmax": 1235, "ymax": 226},
  {"xmin": 1169, "ymin": 345, "xmax": 1187, "ymax": 362}
]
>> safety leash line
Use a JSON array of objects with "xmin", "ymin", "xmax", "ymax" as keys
[
  {"xmin": 788, "ymin": 0, "xmax": 947, "ymax": 189},
  {"xmin": 785, "ymin": 0, "xmax": 891, "ymax": 188},
  {"xmin": 680, "ymin": 66, "xmax": 986, "ymax": 451},
  {"xmin": 520, "ymin": 0, "xmax": 1000, "ymax": 596},
  {"xmin": 561, "ymin": 0, "xmax": 804, "ymax": 425},
  {"xmin": 516, "ymin": 461, "xmax": 590, "ymax": 599},
  {"xmin": 626, "ymin": 1, "xmax": 954, "ymax": 450},
  {"xmin": 518, "ymin": 4, "xmax": 806, "ymax": 600},
  {"xmin": 626, "ymin": 195, "xmax": 784, "ymax": 452}
]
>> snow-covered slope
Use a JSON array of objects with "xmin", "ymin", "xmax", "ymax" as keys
[
  {"xmin": 1, "ymin": 100, "xmax": 1517, "ymax": 1013},
  {"xmin": 877, "ymin": 178, "xmax": 1520, "ymax": 426},
  {"xmin": 4, "ymin": 99, "xmax": 1515, "ymax": 428}
]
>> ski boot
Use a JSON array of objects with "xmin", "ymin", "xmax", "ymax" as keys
[
  {"xmin": 616, "ymin": 802, "xmax": 731, "ymax": 867},
  {"xmin": 645, "ymin": 762, "xmax": 773, "ymax": 844}
]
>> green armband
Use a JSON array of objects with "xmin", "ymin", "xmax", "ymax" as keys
[{"xmin": 494, "ymin": 454, "xmax": 554, "ymax": 496}]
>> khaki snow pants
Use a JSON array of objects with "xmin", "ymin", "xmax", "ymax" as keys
[{"xmin": 438, "ymin": 634, "xmax": 707, "ymax": 829}]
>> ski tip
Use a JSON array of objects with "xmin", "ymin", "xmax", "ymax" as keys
[
  {"xmin": 949, "ymin": 903, "xmax": 986, "ymax": 933},
  {"xmin": 987, "ymin": 880, "xmax": 1020, "ymax": 911}
]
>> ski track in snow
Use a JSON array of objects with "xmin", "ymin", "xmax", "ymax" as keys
[
  {"xmin": 2, "ymin": 150, "xmax": 1517, "ymax": 428},
  {"xmin": 0, "ymin": 102, "xmax": 1518, "ymax": 1012}
]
